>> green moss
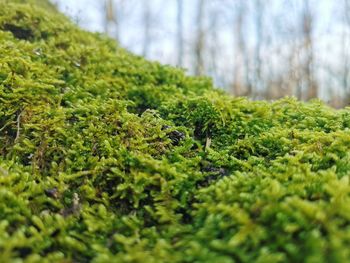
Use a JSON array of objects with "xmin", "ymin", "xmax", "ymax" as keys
[{"xmin": 1, "ymin": 2, "xmax": 350, "ymax": 262}]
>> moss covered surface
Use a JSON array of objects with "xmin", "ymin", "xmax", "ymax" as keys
[{"xmin": 2, "ymin": 2, "xmax": 350, "ymax": 262}]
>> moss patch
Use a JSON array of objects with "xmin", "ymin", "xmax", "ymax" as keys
[{"xmin": 1, "ymin": 2, "xmax": 350, "ymax": 262}]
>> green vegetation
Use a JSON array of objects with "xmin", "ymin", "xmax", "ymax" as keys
[{"xmin": 1, "ymin": 2, "xmax": 350, "ymax": 262}]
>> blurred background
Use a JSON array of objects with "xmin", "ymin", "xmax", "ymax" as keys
[{"xmin": 52, "ymin": 0, "xmax": 350, "ymax": 107}]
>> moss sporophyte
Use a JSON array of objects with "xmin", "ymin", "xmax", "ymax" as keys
[{"xmin": 1, "ymin": 1, "xmax": 350, "ymax": 262}]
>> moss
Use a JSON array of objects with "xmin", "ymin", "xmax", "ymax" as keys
[{"xmin": 1, "ymin": 1, "xmax": 350, "ymax": 262}]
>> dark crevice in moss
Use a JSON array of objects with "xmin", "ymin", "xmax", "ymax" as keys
[{"xmin": 3, "ymin": 23, "xmax": 34, "ymax": 40}]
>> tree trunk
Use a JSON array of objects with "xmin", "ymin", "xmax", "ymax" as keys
[
  {"xmin": 232, "ymin": 2, "xmax": 250, "ymax": 96},
  {"xmin": 104, "ymin": 0, "xmax": 119, "ymax": 41},
  {"xmin": 208, "ymin": 4, "xmax": 219, "ymax": 81},
  {"xmin": 142, "ymin": 0, "xmax": 151, "ymax": 57},
  {"xmin": 194, "ymin": 0, "xmax": 205, "ymax": 76},
  {"xmin": 303, "ymin": 0, "xmax": 318, "ymax": 100},
  {"xmin": 254, "ymin": 0, "xmax": 263, "ymax": 98},
  {"xmin": 176, "ymin": 0, "xmax": 184, "ymax": 67}
]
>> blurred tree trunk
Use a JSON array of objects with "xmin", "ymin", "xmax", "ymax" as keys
[
  {"xmin": 289, "ymin": 2, "xmax": 303, "ymax": 100},
  {"xmin": 232, "ymin": 2, "xmax": 250, "ymax": 96},
  {"xmin": 290, "ymin": 43, "xmax": 302, "ymax": 99},
  {"xmin": 104, "ymin": 0, "xmax": 119, "ymax": 41},
  {"xmin": 142, "ymin": 0, "xmax": 151, "ymax": 57},
  {"xmin": 343, "ymin": 0, "xmax": 350, "ymax": 105},
  {"xmin": 194, "ymin": 0, "xmax": 205, "ymax": 75},
  {"xmin": 303, "ymin": 0, "xmax": 318, "ymax": 100},
  {"xmin": 254, "ymin": 0, "xmax": 263, "ymax": 98},
  {"xmin": 208, "ymin": 4, "xmax": 218, "ymax": 80},
  {"xmin": 176, "ymin": 0, "xmax": 184, "ymax": 67}
]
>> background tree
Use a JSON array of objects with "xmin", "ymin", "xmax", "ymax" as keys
[
  {"xmin": 232, "ymin": 1, "xmax": 250, "ymax": 96},
  {"xmin": 194, "ymin": 0, "xmax": 205, "ymax": 76},
  {"xmin": 142, "ymin": 0, "xmax": 151, "ymax": 57},
  {"xmin": 57, "ymin": 0, "xmax": 350, "ymax": 106},
  {"xmin": 104, "ymin": 0, "xmax": 119, "ymax": 40},
  {"xmin": 302, "ymin": 0, "xmax": 317, "ymax": 100},
  {"xmin": 176, "ymin": 0, "xmax": 184, "ymax": 67}
]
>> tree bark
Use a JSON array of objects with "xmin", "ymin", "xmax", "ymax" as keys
[
  {"xmin": 254, "ymin": 0, "xmax": 263, "ymax": 98},
  {"xmin": 176, "ymin": 0, "xmax": 184, "ymax": 67},
  {"xmin": 303, "ymin": 0, "xmax": 318, "ymax": 100},
  {"xmin": 142, "ymin": 0, "xmax": 151, "ymax": 57},
  {"xmin": 194, "ymin": 0, "xmax": 205, "ymax": 76},
  {"xmin": 232, "ymin": 2, "xmax": 250, "ymax": 96},
  {"xmin": 104, "ymin": 0, "xmax": 119, "ymax": 41}
]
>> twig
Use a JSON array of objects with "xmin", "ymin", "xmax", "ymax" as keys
[{"xmin": 205, "ymin": 137, "xmax": 212, "ymax": 152}]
